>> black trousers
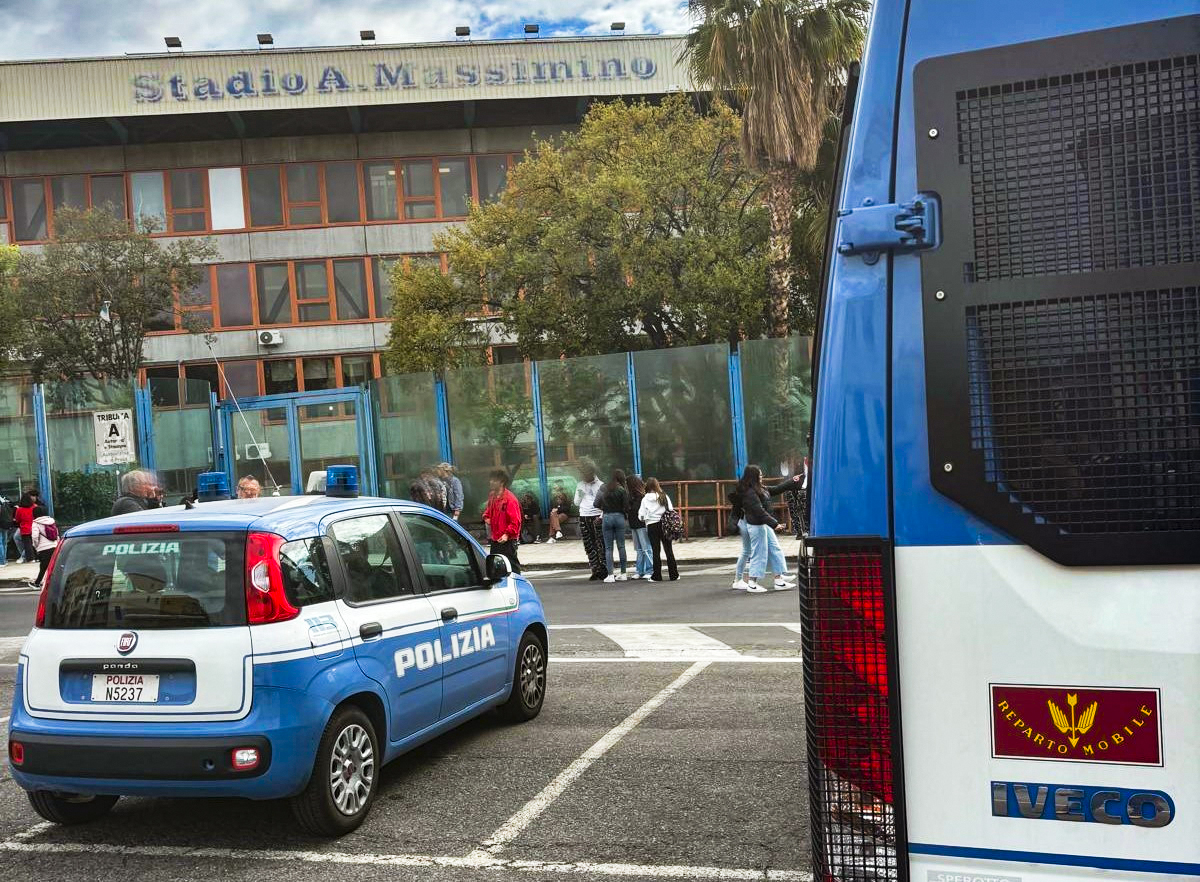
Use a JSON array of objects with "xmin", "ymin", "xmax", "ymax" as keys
[
  {"xmin": 489, "ymin": 540, "xmax": 522, "ymax": 574},
  {"xmin": 647, "ymin": 522, "xmax": 678, "ymax": 581},
  {"xmin": 579, "ymin": 515, "xmax": 607, "ymax": 578},
  {"xmin": 34, "ymin": 548, "xmax": 53, "ymax": 586},
  {"xmin": 20, "ymin": 534, "xmax": 33, "ymax": 563}
]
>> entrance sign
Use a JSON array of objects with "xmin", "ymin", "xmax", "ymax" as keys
[{"xmin": 94, "ymin": 409, "xmax": 135, "ymax": 466}]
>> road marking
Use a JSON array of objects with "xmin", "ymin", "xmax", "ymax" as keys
[
  {"xmin": 0, "ymin": 636, "xmax": 26, "ymax": 653},
  {"xmin": 595, "ymin": 625, "xmax": 741, "ymax": 659},
  {"xmin": 9, "ymin": 822, "xmax": 53, "ymax": 843},
  {"xmin": 549, "ymin": 656, "xmax": 804, "ymax": 664},
  {"xmin": 551, "ymin": 623, "xmax": 802, "ymax": 630},
  {"xmin": 0, "ymin": 838, "xmax": 810, "ymax": 879},
  {"xmin": 475, "ymin": 660, "xmax": 711, "ymax": 856}
]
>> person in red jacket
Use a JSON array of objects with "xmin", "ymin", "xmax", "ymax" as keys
[
  {"xmin": 13, "ymin": 490, "xmax": 37, "ymax": 564},
  {"xmin": 482, "ymin": 469, "xmax": 522, "ymax": 574}
]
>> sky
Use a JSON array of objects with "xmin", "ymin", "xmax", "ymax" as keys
[{"xmin": 0, "ymin": 0, "xmax": 693, "ymax": 60}]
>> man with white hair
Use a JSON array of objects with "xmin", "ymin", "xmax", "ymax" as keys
[{"xmin": 110, "ymin": 469, "xmax": 160, "ymax": 517}]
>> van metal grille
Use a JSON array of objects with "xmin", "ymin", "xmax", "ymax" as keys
[
  {"xmin": 957, "ymin": 54, "xmax": 1199, "ymax": 283},
  {"xmin": 967, "ymin": 287, "xmax": 1200, "ymax": 535}
]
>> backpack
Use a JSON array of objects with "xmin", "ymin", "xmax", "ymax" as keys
[
  {"xmin": 41, "ymin": 521, "xmax": 58, "ymax": 542},
  {"xmin": 0, "ymin": 502, "xmax": 12, "ymax": 529},
  {"xmin": 661, "ymin": 498, "xmax": 685, "ymax": 542}
]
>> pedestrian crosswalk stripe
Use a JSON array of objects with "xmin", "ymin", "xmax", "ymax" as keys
[{"xmin": 594, "ymin": 624, "xmax": 742, "ymax": 659}]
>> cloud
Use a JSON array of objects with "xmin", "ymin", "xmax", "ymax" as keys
[{"xmin": 0, "ymin": 0, "xmax": 691, "ymax": 59}]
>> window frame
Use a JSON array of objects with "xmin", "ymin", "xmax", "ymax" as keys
[
  {"xmin": 245, "ymin": 164, "xmax": 286, "ymax": 229},
  {"xmin": 325, "ymin": 510, "xmax": 423, "ymax": 607},
  {"xmin": 284, "ymin": 163, "xmax": 324, "ymax": 227},
  {"xmin": 255, "ymin": 261, "xmax": 296, "ymax": 326},
  {"xmin": 166, "ymin": 168, "xmax": 210, "ymax": 234},
  {"xmin": 294, "ymin": 259, "xmax": 333, "ymax": 323}
]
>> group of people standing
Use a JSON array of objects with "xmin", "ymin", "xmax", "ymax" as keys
[
  {"xmin": 1, "ymin": 487, "xmax": 60, "ymax": 589},
  {"xmin": 573, "ymin": 463, "xmax": 679, "ymax": 583},
  {"xmin": 408, "ymin": 462, "xmax": 465, "ymax": 520}
]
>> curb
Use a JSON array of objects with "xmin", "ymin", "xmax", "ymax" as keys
[{"xmin": 521, "ymin": 556, "xmax": 735, "ymax": 573}]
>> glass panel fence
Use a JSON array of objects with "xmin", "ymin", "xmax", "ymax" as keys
[
  {"xmin": 150, "ymin": 378, "xmax": 215, "ymax": 504},
  {"xmin": 0, "ymin": 380, "xmax": 38, "ymax": 532},
  {"xmin": 445, "ymin": 363, "xmax": 537, "ymax": 526},
  {"xmin": 371, "ymin": 373, "xmax": 441, "ymax": 501},
  {"xmin": 740, "ymin": 336, "xmax": 812, "ymax": 479}
]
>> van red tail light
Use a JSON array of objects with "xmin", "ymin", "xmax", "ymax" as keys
[
  {"xmin": 244, "ymin": 532, "xmax": 298, "ymax": 625},
  {"xmin": 33, "ymin": 541, "xmax": 65, "ymax": 628},
  {"xmin": 801, "ymin": 540, "xmax": 906, "ymax": 882}
]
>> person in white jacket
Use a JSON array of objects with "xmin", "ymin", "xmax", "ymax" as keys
[
  {"xmin": 573, "ymin": 462, "xmax": 607, "ymax": 581},
  {"xmin": 30, "ymin": 505, "xmax": 59, "ymax": 589},
  {"xmin": 637, "ymin": 478, "xmax": 678, "ymax": 581}
]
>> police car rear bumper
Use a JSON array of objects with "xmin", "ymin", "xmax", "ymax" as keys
[
  {"xmin": 7, "ymin": 683, "xmax": 329, "ymax": 800},
  {"xmin": 10, "ymin": 732, "xmax": 272, "ymax": 780}
]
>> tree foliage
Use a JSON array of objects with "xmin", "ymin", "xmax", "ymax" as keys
[
  {"xmin": 12, "ymin": 208, "xmax": 217, "ymax": 381},
  {"xmin": 385, "ymin": 97, "xmax": 771, "ymax": 373}
]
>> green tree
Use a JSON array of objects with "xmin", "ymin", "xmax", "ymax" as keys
[
  {"xmin": 685, "ymin": 0, "xmax": 868, "ymax": 335},
  {"xmin": 385, "ymin": 96, "xmax": 769, "ymax": 373},
  {"xmin": 12, "ymin": 208, "xmax": 217, "ymax": 381}
]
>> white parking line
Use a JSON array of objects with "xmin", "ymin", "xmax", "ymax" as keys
[
  {"xmin": 551, "ymin": 623, "xmax": 802, "ymax": 630},
  {"xmin": 549, "ymin": 656, "xmax": 804, "ymax": 664},
  {"xmin": 0, "ymin": 838, "xmax": 811, "ymax": 879},
  {"xmin": 594, "ymin": 625, "xmax": 741, "ymax": 660},
  {"xmin": 475, "ymin": 660, "xmax": 711, "ymax": 857}
]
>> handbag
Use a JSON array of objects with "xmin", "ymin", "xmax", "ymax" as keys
[{"xmin": 661, "ymin": 499, "xmax": 685, "ymax": 542}]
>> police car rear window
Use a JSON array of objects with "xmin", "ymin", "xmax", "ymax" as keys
[{"xmin": 45, "ymin": 533, "xmax": 247, "ymax": 629}]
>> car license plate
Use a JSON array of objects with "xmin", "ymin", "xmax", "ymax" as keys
[{"xmin": 90, "ymin": 673, "xmax": 159, "ymax": 703}]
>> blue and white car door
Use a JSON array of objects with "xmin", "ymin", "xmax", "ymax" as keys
[
  {"xmin": 396, "ymin": 513, "xmax": 514, "ymax": 719},
  {"xmin": 325, "ymin": 512, "xmax": 442, "ymax": 741}
]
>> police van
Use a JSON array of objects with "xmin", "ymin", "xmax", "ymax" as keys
[
  {"xmin": 804, "ymin": 2, "xmax": 1197, "ymax": 881},
  {"xmin": 8, "ymin": 467, "xmax": 548, "ymax": 836}
]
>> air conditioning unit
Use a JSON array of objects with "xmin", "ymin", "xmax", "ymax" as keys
[
  {"xmin": 245, "ymin": 443, "xmax": 272, "ymax": 460},
  {"xmin": 258, "ymin": 330, "xmax": 284, "ymax": 346}
]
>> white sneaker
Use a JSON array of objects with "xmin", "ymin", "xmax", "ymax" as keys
[
  {"xmin": 615, "ymin": 573, "xmax": 628, "ymax": 581},
  {"xmin": 746, "ymin": 581, "xmax": 768, "ymax": 593},
  {"xmin": 642, "ymin": 574, "xmax": 653, "ymax": 580},
  {"xmin": 603, "ymin": 574, "xmax": 616, "ymax": 583},
  {"xmin": 554, "ymin": 531, "xmax": 563, "ymax": 539},
  {"xmin": 546, "ymin": 537, "xmax": 556, "ymax": 544},
  {"xmin": 731, "ymin": 579, "xmax": 750, "ymax": 591},
  {"xmin": 773, "ymin": 578, "xmax": 795, "ymax": 591}
]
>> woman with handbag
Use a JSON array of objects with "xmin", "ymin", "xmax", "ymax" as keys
[{"xmin": 638, "ymin": 478, "xmax": 679, "ymax": 582}]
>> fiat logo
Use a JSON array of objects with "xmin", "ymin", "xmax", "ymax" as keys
[{"xmin": 117, "ymin": 632, "xmax": 138, "ymax": 655}]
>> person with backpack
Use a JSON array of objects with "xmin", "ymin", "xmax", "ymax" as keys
[
  {"xmin": 14, "ymin": 491, "xmax": 37, "ymax": 564},
  {"xmin": 638, "ymin": 478, "xmax": 679, "ymax": 582},
  {"xmin": 598, "ymin": 469, "xmax": 630, "ymax": 583},
  {"xmin": 30, "ymin": 505, "xmax": 59, "ymax": 589}
]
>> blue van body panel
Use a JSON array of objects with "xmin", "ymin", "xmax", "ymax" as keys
[
  {"xmin": 809, "ymin": 0, "xmax": 910, "ymax": 540},
  {"xmin": 884, "ymin": 1, "xmax": 1200, "ymax": 548}
]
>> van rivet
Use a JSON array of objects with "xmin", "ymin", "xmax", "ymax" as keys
[
  {"xmin": 928, "ymin": 127, "xmax": 939, "ymax": 138},
  {"xmin": 943, "ymin": 462, "xmax": 953, "ymax": 473},
  {"xmin": 935, "ymin": 290, "xmax": 945, "ymax": 300}
]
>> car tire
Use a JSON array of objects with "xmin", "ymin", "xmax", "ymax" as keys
[
  {"xmin": 27, "ymin": 791, "xmax": 119, "ymax": 825},
  {"xmin": 291, "ymin": 705, "xmax": 379, "ymax": 837},
  {"xmin": 499, "ymin": 629, "xmax": 547, "ymax": 723}
]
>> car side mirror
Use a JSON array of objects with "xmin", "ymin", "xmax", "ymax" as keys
[{"xmin": 485, "ymin": 553, "xmax": 512, "ymax": 583}]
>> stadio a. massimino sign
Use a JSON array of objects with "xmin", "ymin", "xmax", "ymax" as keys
[{"xmin": 132, "ymin": 54, "xmax": 660, "ymax": 103}]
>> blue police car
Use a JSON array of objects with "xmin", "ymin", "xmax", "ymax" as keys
[{"xmin": 8, "ymin": 467, "xmax": 548, "ymax": 836}]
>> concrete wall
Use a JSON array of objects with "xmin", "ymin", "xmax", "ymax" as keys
[{"xmin": 142, "ymin": 321, "xmax": 392, "ymax": 364}]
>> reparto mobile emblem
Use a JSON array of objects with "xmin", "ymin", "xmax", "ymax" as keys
[
  {"xmin": 1048, "ymin": 693, "xmax": 1097, "ymax": 747},
  {"xmin": 990, "ymin": 685, "xmax": 1161, "ymax": 766}
]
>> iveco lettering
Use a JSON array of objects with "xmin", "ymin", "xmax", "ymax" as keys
[{"xmin": 9, "ymin": 466, "xmax": 548, "ymax": 836}]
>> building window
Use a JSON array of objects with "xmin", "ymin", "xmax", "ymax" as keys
[
  {"xmin": 438, "ymin": 158, "xmax": 472, "ymax": 218},
  {"xmin": 401, "ymin": 160, "xmax": 435, "ymax": 219},
  {"xmin": 169, "ymin": 169, "xmax": 208, "ymax": 232},
  {"xmin": 216, "ymin": 263, "xmax": 254, "ymax": 327},
  {"xmin": 146, "ymin": 366, "xmax": 181, "ymax": 407},
  {"xmin": 476, "ymin": 155, "xmax": 509, "ymax": 202},
  {"xmin": 183, "ymin": 362, "xmax": 219, "ymax": 405},
  {"xmin": 247, "ymin": 166, "xmax": 284, "ymax": 227},
  {"xmin": 364, "ymin": 162, "xmax": 398, "ymax": 220},
  {"xmin": 333, "ymin": 259, "xmax": 368, "ymax": 320},
  {"xmin": 90, "ymin": 175, "xmax": 127, "ymax": 219},
  {"xmin": 264, "ymin": 359, "xmax": 299, "ymax": 396},
  {"xmin": 372, "ymin": 256, "xmax": 398, "ymax": 318},
  {"xmin": 208, "ymin": 167, "xmax": 245, "ymax": 230},
  {"xmin": 13, "ymin": 179, "xmax": 47, "ymax": 242},
  {"xmin": 256, "ymin": 263, "xmax": 292, "ymax": 324},
  {"xmin": 492, "ymin": 344, "xmax": 523, "ymax": 366},
  {"xmin": 295, "ymin": 260, "xmax": 331, "ymax": 322},
  {"xmin": 220, "ymin": 360, "xmax": 260, "ymax": 399},
  {"xmin": 325, "ymin": 161, "xmax": 361, "ymax": 223},
  {"xmin": 50, "ymin": 175, "xmax": 87, "ymax": 214},
  {"xmin": 131, "ymin": 171, "xmax": 167, "ymax": 230},
  {"xmin": 285, "ymin": 164, "xmax": 322, "ymax": 225},
  {"xmin": 181, "ymin": 268, "xmax": 214, "ymax": 329},
  {"xmin": 342, "ymin": 354, "xmax": 374, "ymax": 388}
]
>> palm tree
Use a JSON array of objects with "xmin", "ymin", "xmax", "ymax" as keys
[{"xmin": 686, "ymin": 0, "xmax": 868, "ymax": 336}]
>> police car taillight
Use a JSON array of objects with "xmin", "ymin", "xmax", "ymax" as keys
[
  {"xmin": 800, "ymin": 540, "xmax": 906, "ymax": 882},
  {"xmin": 9, "ymin": 740, "xmax": 24, "ymax": 766},
  {"xmin": 244, "ymin": 532, "xmax": 299, "ymax": 625}
]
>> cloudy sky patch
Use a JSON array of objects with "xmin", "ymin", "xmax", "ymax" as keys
[{"xmin": 0, "ymin": 0, "xmax": 692, "ymax": 60}]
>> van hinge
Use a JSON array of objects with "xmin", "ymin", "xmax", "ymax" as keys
[{"xmin": 836, "ymin": 193, "xmax": 941, "ymax": 265}]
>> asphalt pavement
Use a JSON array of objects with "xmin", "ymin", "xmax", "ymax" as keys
[{"xmin": 0, "ymin": 564, "xmax": 811, "ymax": 882}]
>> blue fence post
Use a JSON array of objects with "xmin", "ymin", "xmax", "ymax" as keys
[
  {"xmin": 729, "ymin": 345, "xmax": 748, "ymax": 477},
  {"xmin": 434, "ymin": 374, "xmax": 453, "ymax": 464},
  {"xmin": 627, "ymin": 352, "xmax": 643, "ymax": 477},
  {"xmin": 358, "ymin": 387, "xmax": 380, "ymax": 497},
  {"xmin": 134, "ymin": 381, "xmax": 156, "ymax": 473},
  {"xmin": 530, "ymin": 361, "xmax": 549, "ymax": 514},
  {"xmin": 209, "ymin": 391, "xmax": 224, "ymax": 475},
  {"xmin": 32, "ymin": 383, "xmax": 52, "ymax": 516},
  {"xmin": 285, "ymin": 400, "xmax": 303, "ymax": 495}
]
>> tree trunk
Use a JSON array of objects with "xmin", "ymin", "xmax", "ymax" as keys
[{"xmin": 765, "ymin": 162, "xmax": 795, "ymax": 338}]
